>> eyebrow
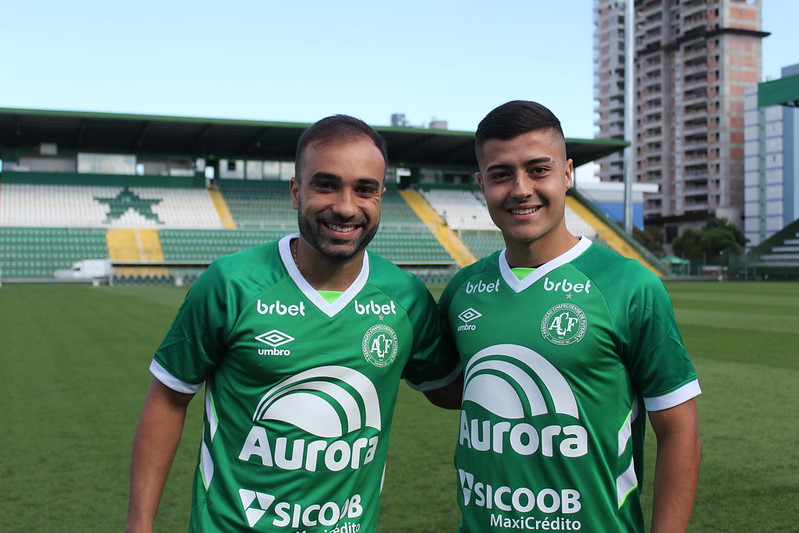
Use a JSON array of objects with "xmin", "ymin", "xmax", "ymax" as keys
[
  {"xmin": 309, "ymin": 172, "xmax": 382, "ymax": 188},
  {"xmin": 485, "ymin": 157, "xmax": 554, "ymax": 173}
]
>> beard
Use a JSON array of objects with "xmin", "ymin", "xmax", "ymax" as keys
[{"xmin": 296, "ymin": 209, "xmax": 379, "ymax": 262}]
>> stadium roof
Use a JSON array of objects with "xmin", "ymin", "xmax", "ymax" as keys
[
  {"xmin": 0, "ymin": 108, "xmax": 627, "ymax": 169},
  {"xmin": 758, "ymin": 73, "xmax": 799, "ymax": 108}
]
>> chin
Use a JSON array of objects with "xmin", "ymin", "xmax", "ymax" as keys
[{"xmin": 318, "ymin": 239, "xmax": 368, "ymax": 261}]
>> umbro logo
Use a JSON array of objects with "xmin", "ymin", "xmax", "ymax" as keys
[
  {"xmin": 457, "ymin": 308, "xmax": 482, "ymax": 331},
  {"xmin": 458, "ymin": 308, "xmax": 482, "ymax": 323},
  {"xmin": 255, "ymin": 329, "xmax": 294, "ymax": 347},
  {"xmin": 255, "ymin": 330, "xmax": 294, "ymax": 356}
]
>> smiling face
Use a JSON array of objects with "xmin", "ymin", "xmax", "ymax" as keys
[
  {"xmin": 291, "ymin": 136, "xmax": 386, "ymax": 262},
  {"xmin": 476, "ymin": 128, "xmax": 575, "ymax": 265}
]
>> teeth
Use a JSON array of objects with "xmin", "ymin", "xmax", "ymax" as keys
[
  {"xmin": 327, "ymin": 223, "xmax": 356, "ymax": 233},
  {"xmin": 511, "ymin": 207, "xmax": 540, "ymax": 215}
]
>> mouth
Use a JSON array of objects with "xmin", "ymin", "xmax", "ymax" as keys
[
  {"xmin": 321, "ymin": 220, "xmax": 364, "ymax": 237},
  {"xmin": 324, "ymin": 222, "xmax": 357, "ymax": 233},
  {"xmin": 509, "ymin": 206, "xmax": 541, "ymax": 216}
]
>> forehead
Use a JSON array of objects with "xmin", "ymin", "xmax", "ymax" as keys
[
  {"xmin": 299, "ymin": 136, "xmax": 386, "ymax": 180},
  {"xmin": 478, "ymin": 129, "xmax": 566, "ymax": 170}
]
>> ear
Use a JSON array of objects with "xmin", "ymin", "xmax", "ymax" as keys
[
  {"xmin": 290, "ymin": 178, "xmax": 300, "ymax": 209},
  {"xmin": 475, "ymin": 171, "xmax": 485, "ymax": 193},
  {"xmin": 565, "ymin": 159, "xmax": 574, "ymax": 190}
]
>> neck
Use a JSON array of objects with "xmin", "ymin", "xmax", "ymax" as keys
[
  {"xmin": 293, "ymin": 238, "xmax": 364, "ymax": 291},
  {"xmin": 504, "ymin": 231, "xmax": 579, "ymax": 268}
]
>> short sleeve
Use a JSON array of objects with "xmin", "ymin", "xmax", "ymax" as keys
[
  {"xmin": 400, "ymin": 275, "xmax": 461, "ymax": 391},
  {"xmin": 623, "ymin": 270, "xmax": 700, "ymax": 410},
  {"xmin": 151, "ymin": 261, "xmax": 231, "ymax": 391}
]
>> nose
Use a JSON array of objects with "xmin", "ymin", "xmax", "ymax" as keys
[
  {"xmin": 510, "ymin": 173, "xmax": 534, "ymax": 200},
  {"xmin": 331, "ymin": 189, "xmax": 358, "ymax": 219}
]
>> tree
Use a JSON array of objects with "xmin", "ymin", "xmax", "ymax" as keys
[
  {"xmin": 704, "ymin": 217, "xmax": 747, "ymax": 247},
  {"xmin": 633, "ymin": 226, "xmax": 664, "ymax": 255},
  {"xmin": 671, "ymin": 218, "xmax": 745, "ymax": 263}
]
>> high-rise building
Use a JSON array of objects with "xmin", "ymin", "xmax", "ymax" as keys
[
  {"xmin": 593, "ymin": 0, "xmax": 768, "ymax": 244},
  {"xmin": 593, "ymin": 1, "xmax": 628, "ymax": 184},
  {"xmin": 744, "ymin": 64, "xmax": 799, "ymax": 249}
]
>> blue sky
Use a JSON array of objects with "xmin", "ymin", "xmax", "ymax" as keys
[{"xmin": 1, "ymin": 0, "xmax": 796, "ymax": 139}]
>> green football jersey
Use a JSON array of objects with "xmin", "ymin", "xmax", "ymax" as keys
[
  {"xmin": 439, "ymin": 238, "xmax": 700, "ymax": 532},
  {"xmin": 151, "ymin": 234, "xmax": 459, "ymax": 532}
]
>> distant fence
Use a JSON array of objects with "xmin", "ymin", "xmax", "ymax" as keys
[{"xmin": 668, "ymin": 253, "xmax": 799, "ymax": 281}]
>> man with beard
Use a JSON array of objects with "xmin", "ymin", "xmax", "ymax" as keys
[{"xmin": 127, "ymin": 115, "xmax": 460, "ymax": 533}]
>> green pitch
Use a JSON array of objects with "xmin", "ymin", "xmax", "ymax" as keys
[{"xmin": 0, "ymin": 281, "xmax": 796, "ymax": 532}]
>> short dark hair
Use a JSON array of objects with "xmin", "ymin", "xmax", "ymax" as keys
[
  {"xmin": 295, "ymin": 115, "xmax": 388, "ymax": 178},
  {"xmin": 475, "ymin": 100, "xmax": 565, "ymax": 157}
]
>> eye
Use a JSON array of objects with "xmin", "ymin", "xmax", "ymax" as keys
[
  {"xmin": 530, "ymin": 166, "xmax": 549, "ymax": 177},
  {"xmin": 489, "ymin": 171, "xmax": 510, "ymax": 181},
  {"xmin": 354, "ymin": 181, "xmax": 381, "ymax": 196},
  {"xmin": 313, "ymin": 180, "xmax": 337, "ymax": 191}
]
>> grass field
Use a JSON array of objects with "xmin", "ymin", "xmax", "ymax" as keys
[{"xmin": 0, "ymin": 281, "xmax": 797, "ymax": 532}]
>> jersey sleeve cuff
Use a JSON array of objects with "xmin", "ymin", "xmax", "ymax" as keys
[
  {"xmin": 149, "ymin": 359, "xmax": 204, "ymax": 394},
  {"xmin": 405, "ymin": 363, "xmax": 462, "ymax": 392},
  {"xmin": 644, "ymin": 379, "xmax": 701, "ymax": 411}
]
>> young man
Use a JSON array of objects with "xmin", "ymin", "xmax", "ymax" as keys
[
  {"xmin": 438, "ymin": 101, "xmax": 701, "ymax": 532},
  {"xmin": 126, "ymin": 115, "xmax": 460, "ymax": 532}
]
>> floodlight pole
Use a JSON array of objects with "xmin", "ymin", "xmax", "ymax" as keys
[{"xmin": 623, "ymin": 0, "xmax": 635, "ymax": 234}]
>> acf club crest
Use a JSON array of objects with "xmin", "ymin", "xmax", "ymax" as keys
[
  {"xmin": 541, "ymin": 303, "xmax": 587, "ymax": 346},
  {"xmin": 362, "ymin": 324, "xmax": 398, "ymax": 367}
]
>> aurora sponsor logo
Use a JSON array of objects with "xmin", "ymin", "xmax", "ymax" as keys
[
  {"xmin": 238, "ymin": 366, "xmax": 382, "ymax": 472},
  {"xmin": 540, "ymin": 303, "xmax": 587, "ymax": 346},
  {"xmin": 362, "ymin": 324, "xmax": 398, "ymax": 367},
  {"xmin": 239, "ymin": 488, "xmax": 363, "ymax": 529},
  {"xmin": 460, "ymin": 344, "xmax": 587, "ymax": 458},
  {"xmin": 457, "ymin": 307, "xmax": 482, "ymax": 331},
  {"xmin": 255, "ymin": 329, "xmax": 294, "ymax": 356}
]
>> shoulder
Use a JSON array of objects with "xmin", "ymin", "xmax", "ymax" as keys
[
  {"xmin": 575, "ymin": 243, "xmax": 661, "ymax": 288},
  {"xmin": 212, "ymin": 240, "xmax": 279, "ymax": 273},
  {"xmin": 573, "ymin": 244, "xmax": 672, "ymax": 320},
  {"xmin": 440, "ymin": 252, "xmax": 500, "ymax": 305},
  {"xmin": 190, "ymin": 240, "xmax": 282, "ymax": 299},
  {"xmin": 451, "ymin": 252, "xmax": 499, "ymax": 285},
  {"xmin": 366, "ymin": 250, "xmax": 429, "ymax": 297}
]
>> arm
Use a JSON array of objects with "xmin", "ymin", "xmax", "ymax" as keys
[
  {"xmin": 422, "ymin": 371, "xmax": 463, "ymax": 409},
  {"xmin": 648, "ymin": 398, "xmax": 701, "ymax": 533},
  {"xmin": 126, "ymin": 377, "xmax": 195, "ymax": 533}
]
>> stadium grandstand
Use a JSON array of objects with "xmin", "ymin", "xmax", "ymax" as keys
[
  {"xmin": 0, "ymin": 107, "xmax": 672, "ymax": 285},
  {"xmin": 745, "ymin": 218, "xmax": 799, "ymax": 280}
]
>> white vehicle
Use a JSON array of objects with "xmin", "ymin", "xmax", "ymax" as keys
[{"xmin": 54, "ymin": 259, "xmax": 112, "ymax": 280}]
